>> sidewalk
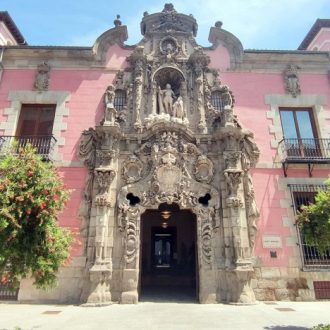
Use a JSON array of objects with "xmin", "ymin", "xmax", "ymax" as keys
[{"xmin": 0, "ymin": 301, "xmax": 329, "ymax": 330}]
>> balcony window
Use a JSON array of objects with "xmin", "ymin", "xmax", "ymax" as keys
[
  {"xmin": 0, "ymin": 104, "xmax": 56, "ymax": 160},
  {"xmin": 288, "ymin": 184, "xmax": 330, "ymax": 269},
  {"xmin": 17, "ymin": 104, "xmax": 55, "ymax": 136},
  {"xmin": 280, "ymin": 108, "xmax": 319, "ymax": 157},
  {"xmin": 279, "ymin": 108, "xmax": 330, "ymax": 176}
]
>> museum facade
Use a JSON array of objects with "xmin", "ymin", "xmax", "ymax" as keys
[{"xmin": 0, "ymin": 5, "xmax": 329, "ymax": 304}]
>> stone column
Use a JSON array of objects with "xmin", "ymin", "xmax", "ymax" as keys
[
  {"xmin": 223, "ymin": 148, "xmax": 256, "ymax": 304},
  {"xmin": 151, "ymin": 81, "xmax": 157, "ymax": 115},
  {"xmin": 131, "ymin": 52, "xmax": 144, "ymax": 132},
  {"xmin": 86, "ymin": 168, "xmax": 116, "ymax": 305},
  {"xmin": 180, "ymin": 80, "xmax": 188, "ymax": 120},
  {"xmin": 196, "ymin": 73, "xmax": 207, "ymax": 133},
  {"xmin": 194, "ymin": 206, "xmax": 217, "ymax": 303},
  {"xmin": 120, "ymin": 206, "xmax": 141, "ymax": 304}
]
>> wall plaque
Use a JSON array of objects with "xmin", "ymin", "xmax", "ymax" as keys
[{"xmin": 262, "ymin": 235, "xmax": 282, "ymax": 248}]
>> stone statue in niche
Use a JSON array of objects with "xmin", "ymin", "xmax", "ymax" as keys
[
  {"xmin": 172, "ymin": 96, "xmax": 186, "ymax": 120},
  {"xmin": 105, "ymin": 85, "xmax": 115, "ymax": 107},
  {"xmin": 221, "ymin": 85, "xmax": 233, "ymax": 108},
  {"xmin": 158, "ymin": 83, "xmax": 175, "ymax": 114},
  {"xmin": 33, "ymin": 62, "xmax": 50, "ymax": 92},
  {"xmin": 103, "ymin": 85, "xmax": 117, "ymax": 126}
]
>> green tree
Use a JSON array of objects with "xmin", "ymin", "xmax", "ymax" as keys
[
  {"xmin": 296, "ymin": 178, "xmax": 330, "ymax": 255},
  {"xmin": 0, "ymin": 144, "xmax": 73, "ymax": 289}
]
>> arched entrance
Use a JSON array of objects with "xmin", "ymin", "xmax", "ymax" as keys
[{"xmin": 140, "ymin": 203, "xmax": 198, "ymax": 302}]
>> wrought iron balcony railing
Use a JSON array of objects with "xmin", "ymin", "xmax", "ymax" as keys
[
  {"xmin": 0, "ymin": 135, "xmax": 57, "ymax": 160},
  {"xmin": 279, "ymin": 138, "xmax": 330, "ymax": 176}
]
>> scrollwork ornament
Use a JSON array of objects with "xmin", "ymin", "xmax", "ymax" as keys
[
  {"xmin": 224, "ymin": 170, "xmax": 242, "ymax": 197},
  {"xmin": 195, "ymin": 206, "xmax": 215, "ymax": 264},
  {"xmin": 95, "ymin": 168, "xmax": 116, "ymax": 207},
  {"xmin": 194, "ymin": 155, "xmax": 214, "ymax": 183},
  {"xmin": 122, "ymin": 155, "xmax": 144, "ymax": 184},
  {"xmin": 123, "ymin": 207, "xmax": 140, "ymax": 265},
  {"xmin": 224, "ymin": 151, "xmax": 241, "ymax": 170},
  {"xmin": 79, "ymin": 128, "xmax": 98, "ymax": 169}
]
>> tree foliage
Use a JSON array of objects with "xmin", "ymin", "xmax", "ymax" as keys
[
  {"xmin": 296, "ymin": 178, "xmax": 330, "ymax": 255},
  {"xmin": 0, "ymin": 144, "xmax": 73, "ymax": 289}
]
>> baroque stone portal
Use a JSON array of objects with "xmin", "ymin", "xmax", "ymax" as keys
[{"xmin": 78, "ymin": 4, "xmax": 260, "ymax": 305}]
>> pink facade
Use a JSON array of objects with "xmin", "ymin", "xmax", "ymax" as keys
[{"xmin": 0, "ymin": 8, "xmax": 329, "ymax": 303}]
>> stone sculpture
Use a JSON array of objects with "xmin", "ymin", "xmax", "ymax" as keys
[
  {"xmin": 284, "ymin": 64, "xmax": 301, "ymax": 97},
  {"xmin": 33, "ymin": 62, "xmax": 50, "ymax": 92},
  {"xmin": 158, "ymin": 83, "xmax": 175, "ymax": 114}
]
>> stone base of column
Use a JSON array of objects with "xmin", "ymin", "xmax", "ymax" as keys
[
  {"xmin": 85, "ymin": 264, "xmax": 112, "ymax": 305},
  {"xmin": 225, "ymin": 268, "xmax": 256, "ymax": 304},
  {"xmin": 120, "ymin": 290, "xmax": 138, "ymax": 304},
  {"xmin": 199, "ymin": 269, "xmax": 217, "ymax": 304},
  {"xmin": 120, "ymin": 269, "xmax": 139, "ymax": 304}
]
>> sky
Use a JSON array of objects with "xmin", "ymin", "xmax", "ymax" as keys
[{"xmin": 2, "ymin": 0, "xmax": 330, "ymax": 50}]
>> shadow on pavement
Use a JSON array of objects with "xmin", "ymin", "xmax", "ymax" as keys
[{"xmin": 139, "ymin": 286, "xmax": 198, "ymax": 303}]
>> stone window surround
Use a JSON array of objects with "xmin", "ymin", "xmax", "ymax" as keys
[
  {"xmin": 265, "ymin": 94, "xmax": 329, "ymax": 269},
  {"xmin": 277, "ymin": 176, "xmax": 327, "ymax": 270},
  {"xmin": 0, "ymin": 90, "xmax": 70, "ymax": 162},
  {"xmin": 265, "ymin": 94, "xmax": 328, "ymax": 153}
]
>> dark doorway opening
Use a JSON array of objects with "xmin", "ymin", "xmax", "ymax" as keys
[{"xmin": 140, "ymin": 204, "xmax": 198, "ymax": 302}]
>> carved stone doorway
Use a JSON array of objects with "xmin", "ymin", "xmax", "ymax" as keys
[{"xmin": 139, "ymin": 204, "xmax": 198, "ymax": 302}]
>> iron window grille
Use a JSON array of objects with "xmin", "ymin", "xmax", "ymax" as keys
[
  {"xmin": 114, "ymin": 89, "xmax": 127, "ymax": 111},
  {"xmin": 211, "ymin": 91, "xmax": 224, "ymax": 112},
  {"xmin": 288, "ymin": 184, "xmax": 330, "ymax": 269}
]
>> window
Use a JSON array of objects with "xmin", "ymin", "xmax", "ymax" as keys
[
  {"xmin": 211, "ymin": 91, "xmax": 223, "ymax": 112},
  {"xmin": 114, "ymin": 89, "xmax": 126, "ymax": 111},
  {"xmin": 280, "ymin": 108, "xmax": 317, "ymax": 140},
  {"xmin": 15, "ymin": 104, "xmax": 56, "ymax": 157},
  {"xmin": 288, "ymin": 184, "xmax": 330, "ymax": 269},
  {"xmin": 280, "ymin": 108, "xmax": 320, "ymax": 158},
  {"xmin": 17, "ymin": 104, "xmax": 55, "ymax": 136}
]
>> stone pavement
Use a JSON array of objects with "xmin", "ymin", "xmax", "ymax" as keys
[{"xmin": 0, "ymin": 301, "xmax": 330, "ymax": 330}]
